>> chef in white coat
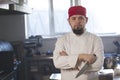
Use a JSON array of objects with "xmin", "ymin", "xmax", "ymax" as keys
[{"xmin": 53, "ymin": 5, "xmax": 104, "ymax": 80}]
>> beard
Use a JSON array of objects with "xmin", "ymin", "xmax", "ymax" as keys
[{"xmin": 72, "ymin": 28, "xmax": 84, "ymax": 35}]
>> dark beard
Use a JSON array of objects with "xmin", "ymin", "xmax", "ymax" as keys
[{"xmin": 72, "ymin": 28, "xmax": 84, "ymax": 35}]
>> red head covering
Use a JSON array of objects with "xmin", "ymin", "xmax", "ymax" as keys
[{"xmin": 68, "ymin": 6, "xmax": 86, "ymax": 18}]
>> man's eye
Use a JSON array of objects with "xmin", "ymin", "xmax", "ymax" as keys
[
  {"xmin": 79, "ymin": 17, "xmax": 84, "ymax": 20},
  {"xmin": 72, "ymin": 17, "xmax": 76, "ymax": 20}
]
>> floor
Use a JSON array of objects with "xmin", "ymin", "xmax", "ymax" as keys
[{"xmin": 114, "ymin": 76, "xmax": 120, "ymax": 80}]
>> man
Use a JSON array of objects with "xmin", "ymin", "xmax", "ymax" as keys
[{"xmin": 53, "ymin": 6, "xmax": 104, "ymax": 80}]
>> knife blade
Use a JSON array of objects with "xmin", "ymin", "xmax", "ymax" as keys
[
  {"xmin": 75, "ymin": 54, "xmax": 96, "ymax": 78},
  {"xmin": 75, "ymin": 61, "xmax": 89, "ymax": 78}
]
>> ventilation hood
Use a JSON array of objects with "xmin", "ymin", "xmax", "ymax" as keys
[
  {"xmin": 0, "ymin": 4, "xmax": 32, "ymax": 15},
  {"xmin": 9, "ymin": 4, "xmax": 32, "ymax": 14},
  {"xmin": 0, "ymin": 0, "xmax": 19, "ymax": 4}
]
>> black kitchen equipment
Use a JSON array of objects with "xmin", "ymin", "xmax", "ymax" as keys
[
  {"xmin": 24, "ymin": 35, "xmax": 43, "ymax": 57},
  {"xmin": 0, "ymin": 41, "xmax": 14, "ymax": 74},
  {"xmin": 103, "ymin": 56, "xmax": 117, "ymax": 69}
]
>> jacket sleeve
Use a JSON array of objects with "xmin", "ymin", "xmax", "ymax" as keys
[
  {"xmin": 53, "ymin": 37, "xmax": 79, "ymax": 69},
  {"xmin": 88, "ymin": 37, "xmax": 104, "ymax": 72}
]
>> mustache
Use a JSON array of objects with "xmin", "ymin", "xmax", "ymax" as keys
[
  {"xmin": 74, "ymin": 25, "xmax": 83, "ymax": 29},
  {"xmin": 76, "ymin": 27, "xmax": 82, "ymax": 30}
]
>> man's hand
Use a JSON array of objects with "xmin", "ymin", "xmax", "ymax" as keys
[
  {"xmin": 60, "ymin": 51, "xmax": 68, "ymax": 56},
  {"xmin": 78, "ymin": 54, "xmax": 97, "ymax": 64}
]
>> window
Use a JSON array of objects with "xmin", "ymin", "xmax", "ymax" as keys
[
  {"xmin": 26, "ymin": 0, "xmax": 72, "ymax": 37},
  {"xmin": 27, "ymin": 0, "xmax": 49, "ymax": 37},
  {"xmin": 53, "ymin": 0, "xmax": 71, "ymax": 34},
  {"xmin": 81, "ymin": 0, "xmax": 120, "ymax": 35}
]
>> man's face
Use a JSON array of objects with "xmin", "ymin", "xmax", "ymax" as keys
[{"xmin": 68, "ymin": 15, "xmax": 87, "ymax": 35}]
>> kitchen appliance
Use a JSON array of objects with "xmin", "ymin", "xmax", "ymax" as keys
[
  {"xmin": 0, "ymin": 0, "xmax": 32, "ymax": 14},
  {"xmin": 24, "ymin": 35, "xmax": 43, "ymax": 56},
  {"xmin": 0, "ymin": 0, "xmax": 18, "ymax": 4},
  {"xmin": 0, "ymin": 41, "xmax": 14, "ymax": 74}
]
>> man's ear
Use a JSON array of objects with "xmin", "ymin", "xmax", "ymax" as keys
[
  {"xmin": 67, "ymin": 18, "xmax": 69, "ymax": 21},
  {"xmin": 67, "ymin": 18, "xmax": 72, "ymax": 28},
  {"xmin": 86, "ymin": 17, "xmax": 88, "ymax": 23},
  {"xmin": 67, "ymin": 18, "xmax": 70, "ymax": 23}
]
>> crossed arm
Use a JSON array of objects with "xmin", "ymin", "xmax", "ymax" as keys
[{"xmin": 60, "ymin": 51, "xmax": 97, "ymax": 65}]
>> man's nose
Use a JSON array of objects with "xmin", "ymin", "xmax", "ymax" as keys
[{"xmin": 75, "ymin": 19, "xmax": 81, "ymax": 24}]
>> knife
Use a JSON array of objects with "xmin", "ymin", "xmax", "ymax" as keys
[
  {"xmin": 75, "ymin": 54, "xmax": 96, "ymax": 78},
  {"xmin": 75, "ymin": 61, "xmax": 89, "ymax": 78}
]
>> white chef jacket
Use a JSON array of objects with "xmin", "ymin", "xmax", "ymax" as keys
[{"xmin": 53, "ymin": 31, "xmax": 104, "ymax": 80}]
